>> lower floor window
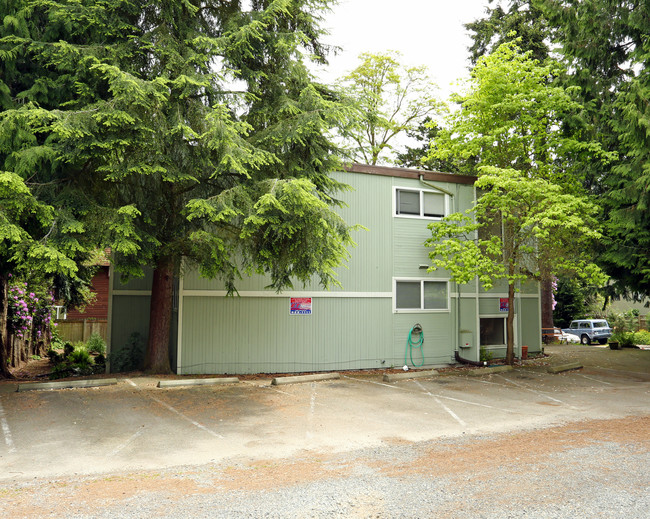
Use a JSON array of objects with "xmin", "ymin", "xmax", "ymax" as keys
[
  {"xmin": 480, "ymin": 317, "xmax": 505, "ymax": 345},
  {"xmin": 395, "ymin": 280, "xmax": 448, "ymax": 311}
]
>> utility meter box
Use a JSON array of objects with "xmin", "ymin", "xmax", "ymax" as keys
[{"xmin": 459, "ymin": 331, "xmax": 472, "ymax": 349}]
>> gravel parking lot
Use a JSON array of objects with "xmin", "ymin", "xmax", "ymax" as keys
[{"xmin": 1, "ymin": 344, "xmax": 648, "ymax": 518}]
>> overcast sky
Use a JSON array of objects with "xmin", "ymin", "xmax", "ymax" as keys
[{"xmin": 314, "ymin": 0, "xmax": 493, "ymax": 101}]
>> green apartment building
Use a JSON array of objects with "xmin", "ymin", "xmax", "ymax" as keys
[{"xmin": 107, "ymin": 164, "xmax": 542, "ymax": 374}]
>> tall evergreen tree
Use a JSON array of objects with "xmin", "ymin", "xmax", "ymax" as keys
[
  {"xmin": 465, "ymin": 0, "xmax": 550, "ymax": 65},
  {"xmin": 538, "ymin": 0, "xmax": 650, "ymax": 298},
  {"xmin": 1, "ymin": 0, "xmax": 354, "ymax": 373},
  {"xmin": 0, "ymin": 0, "xmax": 103, "ymax": 376}
]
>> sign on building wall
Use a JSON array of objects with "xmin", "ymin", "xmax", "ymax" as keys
[
  {"xmin": 290, "ymin": 297, "xmax": 312, "ymax": 315},
  {"xmin": 500, "ymin": 298, "xmax": 509, "ymax": 312}
]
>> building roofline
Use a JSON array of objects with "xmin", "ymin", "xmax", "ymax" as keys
[{"xmin": 343, "ymin": 163, "xmax": 477, "ymax": 185}]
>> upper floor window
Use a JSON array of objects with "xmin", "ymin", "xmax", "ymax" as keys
[
  {"xmin": 394, "ymin": 279, "xmax": 448, "ymax": 312},
  {"xmin": 395, "ymin": 188, "xmax": 446, "ymax": 219}
]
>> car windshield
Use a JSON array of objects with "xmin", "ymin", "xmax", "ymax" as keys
[{"xmin": 592, "ymin": 321, "xmax": 608, "ymax": 328}]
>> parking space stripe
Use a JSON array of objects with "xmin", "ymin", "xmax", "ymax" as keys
[
  {"xmin": 0, "ymin": 397, "xmax": 16, "ymax": 453},
  {"xmin": 108, "ymin": 428, "xmax": 145, "ymax": 457},
  {"xmin": 342, "ymin": 375, "xmax": 409, "ymax": 390},
  {"xmin": 577, "ymin": 374, "xmax": 615, "ymax": 386},
  {"xmin": 476, "ymin": 374, "xmax": 579, "ymax": 409},
  {"xmin": 125, "ymin": 379, "xmax": 223, "ymax": 439},
  {"xmin": 433, "ymin": 393, "xmax": 517, "ymax": 413},
  {"xmin": 413, "ymin": 381, "xmax": 467, "ymax": 427}
]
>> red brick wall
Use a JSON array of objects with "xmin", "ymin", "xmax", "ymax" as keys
[{"xmin": 66, "ymin": 266, "xmax": 110, "ymax": 320}]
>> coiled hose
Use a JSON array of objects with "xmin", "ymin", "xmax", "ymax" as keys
[{"xmin": 405, "ymin": 324, "xmax": 424, "ymax": 367}]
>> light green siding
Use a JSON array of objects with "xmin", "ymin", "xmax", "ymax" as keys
[
  {"xmin": 180, "ymin": 296, "xmax": 393, "ymax": 374},
  {"xmin": 112, "ymin": 270, "xmax": 153, "ymax": 291},
  {"xmin": 458, "ymin": 297, "xmax": 479, "ymax": 360},
  {"xmin": 184, "ymin": 171, "xmax": 394, "ymax": 293},
  {"xmin": 520, "ymin": 298, "xmax": 542, "ymax": 353},
  {"xmin": 109, "ymin": 167, "xmax": 542, "ymax": 374},
  {"xmin": 109, "ymin": 295, "xmax": 150, "ymax": 370}
]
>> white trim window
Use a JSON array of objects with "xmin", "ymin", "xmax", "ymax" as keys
[
  {"xmin": 479, "ymin": 316, "xmax": 506, "ymax": 346},
  {"xmin": 393, "ymin": 279, "xmax": 449, "ymax": 312},
  {"xmin": 394, "ymin": 187, "xmax": 447, "ymax": 219}
]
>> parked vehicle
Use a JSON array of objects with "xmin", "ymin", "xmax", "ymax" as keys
[
  {"xmin": 563, "ymin": 319, "xmax": 613, "ymax": 345},
  {"xmin": 542, "ymin": 327, "xmax": 579, "ymax": 344}
]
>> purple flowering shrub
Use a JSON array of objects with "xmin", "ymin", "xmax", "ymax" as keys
[{"xmin": 7, "ymin": 279, "xmax": 55, "ymax": 341}]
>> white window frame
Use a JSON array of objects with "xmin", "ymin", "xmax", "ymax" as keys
[
  {"xmin": 393, "ymin": 278, "xmax": 449, "ymax": 313},
  {"xmin": 393, "ymin": 186, "xmax": 448, "ymax": 220},
  {"xmin": 479, "ymin": 315, "xmax": 507, "ymax": 347}
]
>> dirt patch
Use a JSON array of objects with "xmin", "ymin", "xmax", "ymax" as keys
[
  {"xmin": 4, "ymin": 414, "xmax": 648, "ymax": 516},
  {"xmin": 374, "ymin": 415, "xmax": 650, "ymax": 480}
]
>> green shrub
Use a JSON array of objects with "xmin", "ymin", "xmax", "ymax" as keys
[
  {"xmin": 610, "ymin": 332, "xmax": 635, "ymax": 348},
  {"xmin": 109, "ymin": 332, "xmax": 144, "ymax": 372},
  {"xmin": 68, "ymin": 348, "xmax": 91, "ymax": 365},
  {"xmin": 47, "ymin": 348, "xmax": 62, "ymax": 364},
  {"xmin": 49, "ymin": 344, "xmax": 95, "ymax": 379},
  {"xmin": 606, "ymin": 310, "xmax": 640, "ymax": 334},
  {"xmin": 63, "ymin": 342, "xmax": 74, "ymax": 356},
  {"xmin": 479, "ymin": 347, "xmax": 494, "ymax": 364},
  {"xmin": 632, "ymin": 330, "xmax": 650, "ymax": 346},
  {"xmin": 93, "ymin": 354, "xmax": 106, "ymax": 374},
  {"xmin": 50, "ymin": 327, "xmax": 64, "ymax": 349},
  {"xmin": 86, "ymin": 332, "xmax": 107, "ymax": 355},
  {"xmin": 49, "ymin": 363, "xmax": 71, "ymax": 380}
]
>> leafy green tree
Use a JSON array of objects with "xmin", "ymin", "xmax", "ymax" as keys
[
  {"xmin": 426, "ymin": 40, "xmax": 611, "ymax": 364},
  {"xmin": 394, "ymin": 117, "xmax": 476, "ymax": 173},
  {"xmin": 1, "ymin": 0, "xmax": 354, "ymax": 373},
  {"xmin": 337, "ymin": 51, "xmax": 443, "ymax": 165},
  {"xmin": 427, "ymin": 169, "xmax": 606, "ymax": 364},
  {"xmin": 430, "ymin": 40, "xmax": 611, "ymax": 180}
]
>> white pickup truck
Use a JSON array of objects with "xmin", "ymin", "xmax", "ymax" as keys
[{"xmin": 563, "ymin": 319, "xmax": 613, "ymax": 345}]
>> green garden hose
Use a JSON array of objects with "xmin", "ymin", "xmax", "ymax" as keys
[{"xmin": 405, "ymin": 324, "xmax": 424, "ymax": 367}]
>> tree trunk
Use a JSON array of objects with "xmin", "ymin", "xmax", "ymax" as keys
[
  {"xmin": 0, "ymin": 274, "xmax": 13, "ymax": 378},
  {"xmin": 540, "ymin": 277, "xmax": 555, "ymax": 331},
  {"xmin": 144, "ymin": 256, "xmax": 174, "ymax": 374},
  {"xmin": 506, "ymin": 281, "xmax": 515, "ymax": 365}
]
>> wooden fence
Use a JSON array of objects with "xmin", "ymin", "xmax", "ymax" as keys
[{"xmin": 55, "ymin": 319, "xmax": 108, "ymax": 344}]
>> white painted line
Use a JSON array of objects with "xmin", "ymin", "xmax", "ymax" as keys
[
  {"xmin": 493, "ymin": 374, "xmax": 579, "ymax": 409},
  {"xmin": 267, "ymin": 386, "xmax": 295, "ymax": 397},
  {"xmin": 125, "ymin": 379, "xmax": 223, "ymax": 438},
  {"xmin": 414, "ymin": 380, "xmax": 466, "ymax": 427},
  {"xmin": 108, "ymin": 428, "xmax": 145, "ymax": 457},
  {"xmin": 306, "ymin": 383, "xmax": 317, "ymax": 440},
  {"xmin": 342, "ymin": 375, "xmax": 409, "ymax": 390},
  {"xmin": 577, "ymin": 374, "xmax": 615, "ymax": 386},
  {"xmin": 309, "ymin": 385, "xmax": 317, "ymax": 416},
  {"xmin": 0, "ymin": 398, "xmax": 16, "ymax": 454},
  {"xmin": 434, "ymin": 393, "xmax": 517, "ymax": 413}
]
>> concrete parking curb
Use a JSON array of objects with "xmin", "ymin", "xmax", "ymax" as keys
[
  {"xmin": 17, "ymin": 378, "xmax": 119, "ymax": 392},
  {"xmin": 271, "ymin": 373, "xmax": 340, "ymax": 385},
  {"xmin": 157, "ymin": 377, "xmax": 239, "ymax": 388},
  {"xmin": 466, "ymin": 365, "xmax": 514, "ymax": 376},
  {"xmin": 547, "ymin": 362, "xmax": 583, "ymax": 374},
  {"xmin": 383, "ymin": 370, "xmax": 439, "ymax": 383}
]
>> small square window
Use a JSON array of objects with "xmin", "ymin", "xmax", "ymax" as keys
[
  {"xmin": 396, "ymin": 281, "xmax": 421, "ymax": 309},
  {"xmin": 396, "ymin": 190, "xmax": 420, "ymax": 215},
  {"xmin": 480, "ymin": 317, "xmax": 505, "ymax": 345},
  {"xmin": 423, "ymin": 192, "xmax": 445, "ymax": 217}
]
